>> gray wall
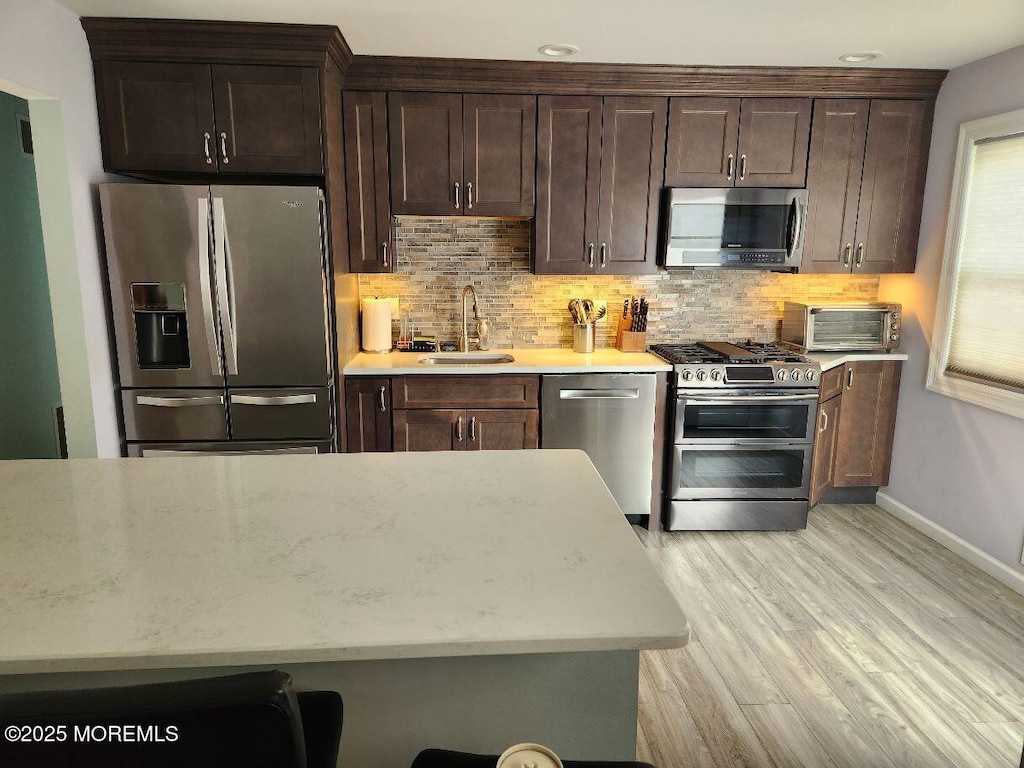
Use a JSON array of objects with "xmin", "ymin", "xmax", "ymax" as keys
[
  {"xmin": 0, "ymin": 91, "xmax": 61, "ymax": 458},
  {"xmin": 879, "ymin": 44, "xmax": 1024, "ymax": 574}
]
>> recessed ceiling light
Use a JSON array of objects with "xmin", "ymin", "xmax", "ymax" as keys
[
  {"xmin": 538, "ymin": 43, "xmax": 579, "ymax": 58},
  {"xmin": 839, "ymin": 51, "xmax": 883, "ymax": 63}
]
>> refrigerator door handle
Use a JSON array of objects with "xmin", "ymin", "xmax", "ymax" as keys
[
  {"xmin": 212, "ymin": 197, "xmax": 238, "ymax": 376},
  {"xmin": 136, "ymin": 395, "xmax": 225, "ymax": 408},
  {"xmin": 197, "ymin": 199, "xmax": 222, "ymax": 373},
  {"xmin": 230, "ymin": 394, "xmax": 317, "ymax": 406}
]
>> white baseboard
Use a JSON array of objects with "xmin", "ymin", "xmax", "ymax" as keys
[{"xmin": 876, "ymin": 492, "xmax": 1024, "ymax": 597}]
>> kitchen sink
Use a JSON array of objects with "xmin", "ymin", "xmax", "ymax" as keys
[{"xmin": 418, "ymin": 353, "xmax": 515, "ymax": 366}]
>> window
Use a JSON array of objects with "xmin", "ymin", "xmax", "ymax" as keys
[{"xmin": 928, "ymin": 108, "xmax": 1024, "ymax": 418}]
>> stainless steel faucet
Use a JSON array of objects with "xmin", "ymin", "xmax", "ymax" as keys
[{"xmin": 460, "ymin": 285, "xmax": 479, "ymax": 352}]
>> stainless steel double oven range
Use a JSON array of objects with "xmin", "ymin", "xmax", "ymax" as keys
[{"xmin": 650, "ymin": 341, "xmax": 821, "ymax": 530}]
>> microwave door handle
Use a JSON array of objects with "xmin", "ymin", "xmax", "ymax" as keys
[{"xmin": 788, "ymin": 197, "xmax": 805, "ymax": 258}]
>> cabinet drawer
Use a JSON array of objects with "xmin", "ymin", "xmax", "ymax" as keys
[
  {"xmin": 229, "ymin": 387, "xmax": 332, "ymax": 440},
  {"xmin": 818, "ymin": 366, "xmax": 845, "ymax": 402},
  {"xmin": 393, "ymin": 376, "xmax": 539, "ymax": 409},
  {"xmin": 122, "ymin": 389, "xmax": 228, "ymax": 442}
]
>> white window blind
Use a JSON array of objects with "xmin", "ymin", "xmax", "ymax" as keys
[{"xmin": 945, "ymin": 132, "xmax": 1024, "ymax": 392}]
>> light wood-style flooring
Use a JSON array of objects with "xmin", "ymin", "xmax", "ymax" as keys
[{"xmin": 634, "ymin": 503, "xmax": 1024, "ymax": 768}]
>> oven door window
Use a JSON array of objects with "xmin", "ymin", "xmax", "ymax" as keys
[
  {"xmin": 678, "ymin": 399, "xmax": 815, "ymax": 441},
  {"xmin": 672, "ymin": 446, "xmax": 810, "ymax": 499}
]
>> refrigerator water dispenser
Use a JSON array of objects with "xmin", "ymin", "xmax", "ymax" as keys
[{"xmin": 131, "ymin": 283, "xmax": 190, "ymax": 369}]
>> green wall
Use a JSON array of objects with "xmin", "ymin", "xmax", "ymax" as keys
[{"xmin": 0, "ymin": 90, "xmax": 61, "ymax": 458}]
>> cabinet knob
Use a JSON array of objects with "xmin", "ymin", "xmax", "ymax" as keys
[
  {"xmin": 219, "ymin": 132, "xmax": 229, "ymax": 164},
  {"xmin": 587, "ymin": 243, "xmax": 595, "ymax": 268},
  {"xmin": 466, "ymin": 181, "xmax": 474, "ymax": 210},
  {"xmin": 855, "ymin": 243, "xmax": 865, "ymax": 268},
  {"xmin": 203, "ymin": 132, "xmax": 213, "ymax": 165},
  {"xmin": 456, "ymin": 415, "xmax": 464, "ymax": 442},
  {"xmin": 739, "ymin": 154, "xmax": 747, "ymax": 181},
  {"xmin": 454, "ymin": 181, "xmax": 460, "ymax": 210},
  {"xmin": 600, "ymin": 243, "xmax": 608, "ymax": 268},
  {"xmin": 819, "ymin": 409, "xmax": 829, "ymax": 433},
  {"xmin": 842, "ymin": 243, "xmax": 852, "ymax": 267},
  {"xmin": 470, "ymin": 415, "xmax": 477, "ymax": 442},
  {"xmin": 726, "ymin": 153, "xmax": 735, "ymax": 181},
  {"xmin": 381, "ymin": 241, "xmax": 389, "ymax": 268},
  {"xmin": 379, "ymin": 385, "xmax": 387, "ymax": 413}
]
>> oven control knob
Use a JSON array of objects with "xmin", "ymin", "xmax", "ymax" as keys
[
  {"xmin": 891, "ymin": 323, "xmax": 899, "ymax": 330},
  {"xmin": 695, "ymin": 370, "xmax": 708, "ymax": 381},
  {"xmin": 890, "ymin": 333, "xmax": 899, "ymax": 341},
  {"xmin": 680, "ymin": 369, "xmax": 694, "ymax": 381},
  {"xmin": 791, "ymin": 369, "xmax": 802, "ymax": 381},
  {"xmin": 710, "ymin": 369, "xmax": 723, "ymax": 381},
  {"xmin": 891, "ymin": 311, "xmax": 901, "ymax": 319},
  {"xmin": 776, "ymin": 369, "xmax": 788, "ymax": 382},
  {"xmin": 805, "ymin": 369, "xmax": 817, "ymax": 382}
]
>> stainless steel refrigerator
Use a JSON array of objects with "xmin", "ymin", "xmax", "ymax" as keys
[{"xmin": 100, "ymin": 184, "xmax": 335, "ymax": 456}]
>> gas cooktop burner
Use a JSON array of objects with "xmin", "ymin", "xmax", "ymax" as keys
[{"xmin": 650, "ymin": 340, "xmax": 809, "ymax": 365}]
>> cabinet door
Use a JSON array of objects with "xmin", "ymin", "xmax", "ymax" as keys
[
  {"xmin": 343, "ymin": 91, "xmax": 392, "ymax": 273},
  {"xmin": 97, "ymin": 61, "xmax": 215, "ymax": 173},
  {"xmin": 832, "ymin": 361, "xmax": 902, "ymax": 487},
  {"xmin": 596, "ymin": 97, "xmax": 666, "ymax": 275},
  {"xmin": 664, "ymin": 97, "xmax": 740, "ymax": 187},
  {"xmin": 345, "ymin": 378, "xmax": 392, "ymax": 452},
  {"xmin": 802, "ymin": 99, "xmax": 869, "ymax": 273},
  {"xmin": 533, "ymin": 96, "xmax": 603, "ymax": 274},
  {"xmin": 735, "ymin": 98, "xmax": 812, "ymax": 187},
  {"xmin": 463, "ymin": 95, "xmax": 536, "ymax": 217},
  {"xmin": 853, "ymin": 100, "xmax": 930, "ymax": 274},
  {"xmin": 392, "ymin": 409, "xmax": 464, "ymax": 452},
  {"xmin": 388, "ymin": 92, "xmax": 463, "ymax": 215},
  {"xmin": 393, "ymin": 376, "xmax": 539, "ymax": 410},
  {"xmin": 211, "ymin": 65, "xmax": 322, "ymax": 174},
  {"xmin": 467, "ymin": 410, "xmax": 539, "ymax": 450},
  {"xmin": 809, "ymin": 395, "xmax": 840, "ymax": 506}
]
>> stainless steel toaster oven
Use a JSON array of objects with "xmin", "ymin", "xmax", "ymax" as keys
[{"xmin": 781, "ymin": 302, "xmax": 902, "ymax": 352}]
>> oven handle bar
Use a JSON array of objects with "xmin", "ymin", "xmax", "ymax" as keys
[{"xmin": 679, "ymin": 394, "xmax": 818, "ymax": 404}]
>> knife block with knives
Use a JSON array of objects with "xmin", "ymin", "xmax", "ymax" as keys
[{"xmin": 615, "ymin": 296, "xmax": 648, "ymax": 352}]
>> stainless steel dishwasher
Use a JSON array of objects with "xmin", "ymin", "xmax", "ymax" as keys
[{"xmin": 541, "ymin": 374, "xmax": 657, "ymax": 519}]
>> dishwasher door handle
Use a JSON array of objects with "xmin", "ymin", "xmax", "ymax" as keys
[{"xmin": 559, "ymin": 388, "xmax": 641, "ymax": 399}]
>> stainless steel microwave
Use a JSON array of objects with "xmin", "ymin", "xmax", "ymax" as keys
[
  {"xmin": 661, "ymin": 188, "xmax": 807, "ymax": 271},
  {"xmin": 781, "ymin": 302, "xmax": 902, "ymax": 352}
]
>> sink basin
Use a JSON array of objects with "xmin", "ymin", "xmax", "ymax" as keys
[{"xmin": 418, "ymin": 353, "xmax": 515, "ymax": 366}]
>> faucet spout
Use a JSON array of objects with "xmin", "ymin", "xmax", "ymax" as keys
[{"xmin": 460, "ymin": 285, "xmax": 479, "ymax": 353}]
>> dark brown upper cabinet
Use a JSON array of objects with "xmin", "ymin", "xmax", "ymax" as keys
[
  {"xmin": 802, "ymin": 99, "xmax": 929, "ymax": 274},
  {"xmin": 534, "ymin": 96, "xmax": 665, "ymax": 275},
  {"xmin": 665, "ymin": 97, "xmax": 811, "ymax": 188},
  {"xmin": 343, "ymin": 91, "xmax": 392, "ymax": 273},
  {"xmin": 95, "ymin": 60, "xmax": 323, "ymax": 175},
  {"xmin": 388, "ymin": 92, "xmax": 536, "ymax": 217}
]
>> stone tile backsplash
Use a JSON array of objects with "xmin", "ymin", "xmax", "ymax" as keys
[{"xmin": 357, "ymin": 218, "xmax": 880, "ymax": 349}]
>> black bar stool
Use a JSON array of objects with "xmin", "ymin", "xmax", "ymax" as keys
[{"xmin": 0, "ymin": 670, "xmax": 342, "ymax": 768}]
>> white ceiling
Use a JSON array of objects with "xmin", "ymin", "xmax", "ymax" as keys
[{"xmin": 57, "ymin": 0, "xmax": 1024, "ymax": 70}]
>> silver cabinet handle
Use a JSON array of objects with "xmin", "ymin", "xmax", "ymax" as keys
[
  {"xmin": 587, "ymin": 243, "xmax": 595, "ymax": 268},
  {"xmin": 726, "ymin": 153, "xmax": 734, "ymax": 181},
  {"xmin": 382, "ymin": 241, "xmax": 389, "ymax": 268},
  {"xmin": 843, "ymin": 243, "xmax": 852, "ymax": 267},
  {"xmin": 203, "ymin": 132, "xmax": 213, "ymax": 165},
  {"xmin": 379, "ymin": 385, "xmax": 387, "ymax": 413},
  {"xmin": 230, "ymin": 394, "xmax": 317, "ymax": 406},
  {"xmin": 454, "ymin": 181, "xmax": 460, "ymax": 210},
  {"xmin": 466, "ymin": 181, "xmax": 473, "ymax": 210},
  {"xmin": 137, "ymin": 395, "xmax": 224, "ymax": 408},
  {"xmin": 219, "ymin": 131, "xmax": 229, "ymax": 164},
  {"xmin": 847, "ymin": 369, "xmax": 855, "ymax": 390},
  {"xmin": 456, "ymin": 415, "xmax": 463, "ymax": 442},
  {"xmin": 819, "ymin": 409, "xmax": 829, "ymax": 433},
  {"xmin": 855, "ymin": 243, "xmax": 865, "ymax": 267},
  {"xmin": 600, "ymin": 242, "xmax": 608, "ymax": 268},
  {"xmin": 470, "ymin": 415, "xmax": 477, "ymax": 442},
  {"xmin": 197, "ymin": 198, "xmax": 221, "ymax": 373},
  {"xmin": 739, "ymin": 154, "xmax": 748, "ymax": 181},
  {"xmin": 561, "ymin": 389, "xmax": 640, "ymax": 399}
]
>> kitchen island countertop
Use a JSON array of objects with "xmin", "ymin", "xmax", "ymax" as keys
[
  {"xmin": 0, "ymin": 451, "xmax": 689, "ymax": 676},
  {"xmin": 344, "ymin": 348, "xmax": 671, "ymax": 375}
]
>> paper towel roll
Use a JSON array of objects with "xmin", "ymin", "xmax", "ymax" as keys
[{"xmin": 361, "ymin": 298, "xmax": 393, "ymax": 353}]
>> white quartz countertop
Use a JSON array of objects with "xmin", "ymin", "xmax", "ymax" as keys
[
  {"xmin": 345, "ymin": 348, "xmax": 671, "ymax": 375},
  {"xmin": 805, "ymin": 351, "xmax": 910, "ymax": 371},
  {"xmin": 0, "ymin": 451, "xmax": 689, "ymax": 675}
]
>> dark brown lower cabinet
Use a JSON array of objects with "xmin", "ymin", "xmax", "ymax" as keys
[
  {"xmin": 467, "ymin": 409, "xmax": 539, "ymax": 450},
  {"xmin": 344, "ymin": 377, "xmax": 392, "ymax": 452},
  {"xmin": 832, "ymin": 360, "xmax": 902, "ymax": 487},
  {"xmin": 810, "ymin": 359, "xmax": 902, "ymax": 505},
  {"xmin": 393, "ymin": 409, "xmax": 463, "ymax": 452},
  {"xmin": 809, "ymin": 395, "xmax": 840, "ymax": 507}
]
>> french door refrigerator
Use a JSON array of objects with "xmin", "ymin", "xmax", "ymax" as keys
[{"xmin": 100, "ymin": 184, "xmax": 335, "ymax": 456}]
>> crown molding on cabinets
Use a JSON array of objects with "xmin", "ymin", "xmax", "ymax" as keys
[
  {"xmin": 344, "ymin": 57, "xmax": 947, "ymax": 99},
  {"xmin": 81, "ymin": 18, "xmax": 354, "ymax": 74}
]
